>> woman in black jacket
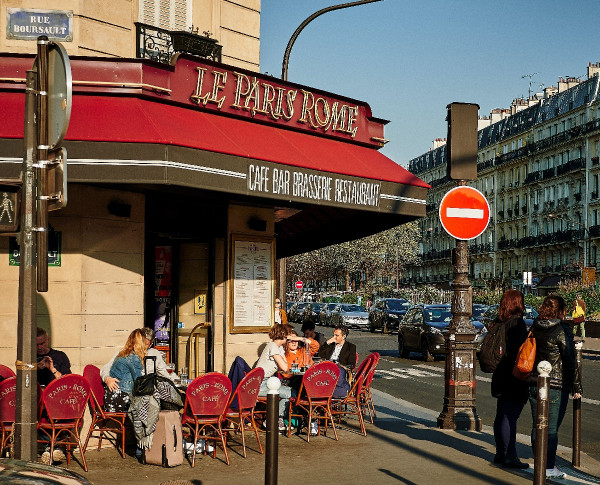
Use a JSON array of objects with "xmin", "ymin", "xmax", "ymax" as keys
[
  {"xmin": 491, "ymin": 290, "xmax": 529, "ymax": 468},
  {"xmin": 528, "ymin": 295, "xmax": 582, "ymax": 479}
]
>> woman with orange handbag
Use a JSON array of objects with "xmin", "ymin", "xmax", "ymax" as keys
[{"xmin": 528, "ymin": 295, "xmax": 582, "ymax": 479}]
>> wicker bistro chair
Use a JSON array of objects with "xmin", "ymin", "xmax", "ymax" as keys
[
  {"xmin": 0, "ymin": 365, "xmax": 15, "ymax": 380},
  {"xmin": 223, "ymin": 367, "xmax": 264, "ymax": 457},
  {"xmin": 287, "ymin": 361, "xmax": 339, "ymax": 442},
  {"xmin": 38, "ymin": 374, "xmax": 91, "ymax": 471},
  {"xmin": 360, "ymin": 352, "xmax": 380, "ymax": 423},
  {"xmin": 331, "ymin": 354, "xmax": 376, "ymax": 436},
  {"xmin": 82, "ymin": 365, "xmax": 128, "ymax": 458},
  {"xmin": 0, "ymin": 377, "xmax": 16, "ymax": 457},
  {"xmin": 181, "ymin": 372, "xmax": 232, "ymax": 467}
]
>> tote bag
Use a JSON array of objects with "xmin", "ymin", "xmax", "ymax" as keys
[{"xmin": 512, "ymin": 330, "xmax": 536, "ymax": 380}]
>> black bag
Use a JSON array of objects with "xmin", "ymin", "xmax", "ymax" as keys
[
  {"xmin": 478, "ymin": 320, "xmax": 506, "ymax": 373},
  {"xmin": 333, "ymin": 365, "xmax": 351, "ymax": 399},
  {"xmin": 133, "ymin": 356, "xmax": 158, "ymax": 396}
]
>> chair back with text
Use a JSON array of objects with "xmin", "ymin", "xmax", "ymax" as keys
[
  {"xmin": 42, "ymin": 374, "xmax": 90, "ymax": 421},
  {"xmin": 0, "ymin": 365, "xmax": 15, "ymax": 380},
  {"xmin": 0, "ymin": 376, "xmax": 17, "ymax": 455},
  {"xmin": 302, "ymin": 361, "xmax": 339, "ymax": 400},
  {"xmin": 185, "ymin": 372, "xmax": 232, "ymax": 417},
  {"xmin": 229, "ymin": 367, "xmax": 264, "ymax": 412}
]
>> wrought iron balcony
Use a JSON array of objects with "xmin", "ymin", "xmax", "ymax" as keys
[{"xmin": 136, "ymin": 23, "xmax": 222, "ymax": 64}]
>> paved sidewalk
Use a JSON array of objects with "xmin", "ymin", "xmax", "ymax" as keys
[
  {"xmin": 58, "ymin": 388, "xmax": 600, "ymax": 485},
  {"xmin": 581, "ymin": 337, "xmax": 600, "ymax": 356}
]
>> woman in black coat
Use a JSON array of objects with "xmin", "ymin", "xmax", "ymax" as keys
[{"xmin": 491, "ymin": 289, "xmax": 529, "ymax": 468}]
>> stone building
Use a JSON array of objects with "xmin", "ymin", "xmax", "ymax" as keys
[{"xmin": 406, "ymin": 63, "xmax": 600, "ymax": 292}]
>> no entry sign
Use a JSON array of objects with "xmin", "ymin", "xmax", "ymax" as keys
[
  {"xmin": 439, "ymin": 186, "xmax": 490, "ymax": 240},
  {"xmin": 296, "ymin": 280, "xmax": 303, "ymax": 290}
]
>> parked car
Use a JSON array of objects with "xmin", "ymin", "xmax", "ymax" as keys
[
  {"xmin": 319, "ymin": 302, "xmax": 339, "ymax": 326},
  {"xmin": 472, "ymin": 304, "xmax": 489, "ymax": 321},
  {"xmin": 286, "ymin": 300, "xmax": 296, "ymax": 313},
  {"xmin": 397, "ymin": 304, "xmax": 485, "ymax": 361},
  {"xmin": 301, "ymin": 302, "xmax": 324, "ymax": 325},
  {"xmin": 288, "ymin": 302, "xmax": 310, "ymax": 323},
  {"xmin": 329, "ymin": 303, "xmax": 369, "ymax": 330},
  {"xmin": 0, "ymin": 458, "xmax": 91, "ymax": 484},
  {"xmin": 479, "ymin": 304, "xmax": 538, "ymax": 329},
  {"xmin": 368, "ymin": 298, "xmax": 411, "ymax": 333}
]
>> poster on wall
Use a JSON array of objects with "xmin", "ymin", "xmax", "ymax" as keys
[
  {"xmin": 154, "ymin": 245, "xmax": 172, "ymax": 345},
  {"xmin": 230, "ymin": 235, "xmax": 274, "ymax": 333}
]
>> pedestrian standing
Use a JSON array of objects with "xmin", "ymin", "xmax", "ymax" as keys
[
  {"xmin": 274, "ymin": 297, "xmax": 288, "ymax": 325},
  {"xmin": 491, "ymin": 290, "xmax": 529, "ymax": 469},
  {"xmin": 571, "ymin": 294, "xmax": 586, "ymax": 342},
  {"xmin": 528, "ymin": 295, "xmax": 582, "ymax": 479}
]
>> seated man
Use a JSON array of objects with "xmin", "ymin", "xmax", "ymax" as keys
[
  {"xmin": 301, "ymin": 321, "xmax": 327, "ymax": 350},
  {"xmin": 37, "ymin": 328, "xmax": 71, "ymax": 387},
  {"xmin": 101, "ymin": 327, "xmax": 173, "ymax": 392},
  {"xmin": 318, "ymin": 324, "xmax": 357, "ymax": 371}
]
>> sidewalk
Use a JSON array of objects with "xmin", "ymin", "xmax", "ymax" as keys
[
  {"xmin": 60, "ymin": 388, "xmax": 600, "ymax": 485},
  {"xmin": 581, "ymin": 337, "xmax": 600, "ymax": 356}
]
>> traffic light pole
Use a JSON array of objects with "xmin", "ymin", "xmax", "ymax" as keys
[{"xmin": 14, "ymin": 70, "xmax": 39, "ymax": 461}]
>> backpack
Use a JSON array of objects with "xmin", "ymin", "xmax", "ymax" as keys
[{"xmin": 478, "ymin": 320, "xmax": 506, "ymax": 373}]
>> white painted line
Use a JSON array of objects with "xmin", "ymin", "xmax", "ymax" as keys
[{"xmin": 446, "ymin": 207, "xmax": 484, "ymax": 219}]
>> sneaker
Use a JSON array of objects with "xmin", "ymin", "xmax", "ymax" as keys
[
  {"xmin": 205, "ymin": 443, "xmax": 214, "ymax": 453},
  {"xmin": 278, "ymin": 418, "xmax": 287, "ymax": 432},
  {"xmin": 310, "ymin": 421, "xmax": 318, "ymax": 436},
  {"xmin": 546, "ymin": 467, "xmax": 565, "ymax": 479},
  {"xmin": 184, "ymin": 440, "xmax": 205, "ymax": 455},
  {"xmin": 40, "ymin": 451, "xmax": 51, "ymax": 465}
]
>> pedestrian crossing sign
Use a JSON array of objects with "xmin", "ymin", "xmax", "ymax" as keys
[{"xmin": 0, "ymin": 187, "xmax": 18, "ymax": 233}]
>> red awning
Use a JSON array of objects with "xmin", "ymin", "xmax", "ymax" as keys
[{"xmin": 0, "ymin": 91, "xmax": 428, "ymax": 188}]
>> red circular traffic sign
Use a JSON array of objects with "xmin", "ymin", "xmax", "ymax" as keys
[
  {"xmin": 295, "ymin": 281, "xmax": 303, "ymax": 290},
  {"xmin": 439, "ymin": 186, "xmax": 490, "ymax": 240}
]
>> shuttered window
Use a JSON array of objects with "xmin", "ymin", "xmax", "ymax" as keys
[{"xmin": 140, "ymin": 0, "xmax": 191, "ymax": 31}]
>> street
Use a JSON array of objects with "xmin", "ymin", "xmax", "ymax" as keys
[{"xmin": 313, "ymin": 324, "xmax": 600, "ymax": 462}]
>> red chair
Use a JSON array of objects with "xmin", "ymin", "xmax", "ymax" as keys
[
  {"xmin": 360, "ymin": 352, "xmax": 380, "ymax": 423},
  {"xmin": 223, "ymin": 367, "xmax": 264, "ymax": 458},
  {"xmin": 0, "ymin": 365, "xmax": 15, "ymax": 380},
  {"xmin": 0, "ymin": 377, "xmax": 16, "ymax": 457},
  {"xmin": 38, "ymin": 374, "xmax": 91, "ymax": 471},
  {"xmin": 181, "ymin": 372, "xmax": 232, "ymax": 466},
  {"xmin": 287, "ymin": 361, "xmax": 339, "ymax": 442},
  {"xmin": 82, "ymin": 365, "xmax": 128, "ymax": 458}
]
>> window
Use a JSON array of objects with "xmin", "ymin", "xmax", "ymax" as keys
[{"xmin": 140, "ymin": 0, "xmax": 191, "ymax": 30}]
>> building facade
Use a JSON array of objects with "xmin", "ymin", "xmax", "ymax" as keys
[{"xmin": 406, "ymin": 63, "xmax": 600, "ymax": 292}]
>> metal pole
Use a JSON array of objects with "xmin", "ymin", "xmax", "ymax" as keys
[
  {"xmin": 281, "ymin": 0, "xmax": 382, "ymax": 81},
  {"xmin": 14, "ymin": 70, "xmax": 39, "ymax": 461},
  {"xmin": 572, "ymin": 342, "xmax": 583, "ymax": 466},
  {"xmin": 265, "ymin": 377, "xmax": 280, "ymax": 485},
  {"xmin": 534, "ymin": 361, "xmax": 551, "ymax": 485}
]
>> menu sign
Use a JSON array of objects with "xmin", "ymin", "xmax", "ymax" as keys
[{"xmin": 231, "ymin": 237, "xmax": 274, "ymax": 333}]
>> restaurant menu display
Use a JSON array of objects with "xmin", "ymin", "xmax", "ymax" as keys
[{"xmin": 233, "ymin": 240, "xmax": 272, "ymax": 328}]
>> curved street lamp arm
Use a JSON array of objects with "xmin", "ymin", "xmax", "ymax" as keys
[{"xmin": 281, "ymin": 0, "xmax": 383, "ymax": 81}]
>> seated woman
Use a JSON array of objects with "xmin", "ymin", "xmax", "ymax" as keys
[
  {"xmin": 283, "ymin": 330, "xmax": 320, "ymax": 377},
  {"xmin": 104, "ymin": 329, "xmax": 146, "ymax": 412},
  {"xmin": 256, "ymin": 324, "xmax": 295, "ymax": 431}
]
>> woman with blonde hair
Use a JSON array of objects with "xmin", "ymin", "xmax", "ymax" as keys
[{"xmin": 105, "ymin": 329, "xmax": 147, "ymax": 412}]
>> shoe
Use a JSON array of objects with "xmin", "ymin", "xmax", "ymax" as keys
[
  {"xmin": 184, "ymin": 440, "xmax": 205, "ymax": 455},
  {"xmin": 310, "ymin": 421, "xmax": 318, "ymax": 436},
  {"xmin": 503, "ymin": 457, "xmax": 529, "ymax": 469},
  {"xmin": 493, "ymin": 454, "xmax": 504, "ymax": 464},
  {"xmin": 278, "ymin": 418, "xmax": 287, "ymax": 432},
  {"xmin": 40, "ymin": 451, "xmax": 51, "ymax": 465},
  {"xmin": 546, "ymin": 467, "xmax": 565, "ymax": 478},
  {"xmin": 52, "ymin": 448, "xmax": 66, "ymax": 463}
]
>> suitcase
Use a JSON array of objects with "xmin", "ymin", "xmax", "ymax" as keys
[{"xmin": 143, "ymin": 410, "xmax": 184, "ymax": 467}]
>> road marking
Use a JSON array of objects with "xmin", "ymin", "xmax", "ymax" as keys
[{"xmin": 446, "ymin": 207, "xmax": 484, "ymax": 219}]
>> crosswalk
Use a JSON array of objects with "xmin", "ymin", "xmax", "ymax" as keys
[{"xmin": 376, "ymin": 360, "xmax": 599, "ymax": 406}]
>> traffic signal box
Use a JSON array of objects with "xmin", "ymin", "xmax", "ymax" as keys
[
  {"xmin": 446, "ymin": 102, "xmax": 479, "ymax": 181},
  {"xmin": 0, "ymin": 186, "xmax": 19, "ymax": 233}
]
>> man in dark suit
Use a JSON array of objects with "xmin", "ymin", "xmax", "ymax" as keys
[{"xmin": 318, "ymin": 324, "xmax": 357, "ymax": 370}]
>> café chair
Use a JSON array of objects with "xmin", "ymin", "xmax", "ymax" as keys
[
  {"xmin": 38, "ymin": 374, "xmax": 91, "ymax": 471},
  {"xmin": 0, "ymin": 365, "xmax": 15, "ymax": 380},
  {"xmin": 287, "ymin": 361, "xmax": 339, "ymax": 443},
  {"xmin": 223, "ymin": 367, "xmax": 264, "ymax": 458},
  {"xmin": 360, "ymin": 352, "xmax": 380, "ymax": 423},
  {"xmin": 0, "ymin": 377, "xmax": 16, "ymax": 457},
  {"xmin": 82, "ymin": 365, "xmax": 128, "ymax": 458},
  {"xmin": 181, "ymin": 372, "xmax": 232, "ymax": 466}
]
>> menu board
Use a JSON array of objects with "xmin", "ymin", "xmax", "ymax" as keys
[{"xmin": 231, "ymin": 238, "xmax": 274, "ymax": 332}]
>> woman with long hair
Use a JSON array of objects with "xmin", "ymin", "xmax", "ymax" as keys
[
  {"xmin": 105, "ymin": 329, "xmax": 147, "ymax": 412},
  {"xmin": 491, "ymin": 289, "xmax": 529, "ymax": 469},
  {"xmin": 528, "ymin": 295, "xmax": 582, "ymax": 479}
]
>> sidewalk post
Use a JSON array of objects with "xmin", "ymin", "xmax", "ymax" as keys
[
  {"xmin": 534, "ymin": 360, "xmax": 551, "ymax": 485},
  {"xmin": 265, "ymin": 376, "xmax": 280, "ymax": 485},
  {"xmin": 572, "ymin": 342, "xmax": 583, "ymax": 467}
]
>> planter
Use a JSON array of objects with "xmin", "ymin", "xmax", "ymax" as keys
[{"xmin": 170, "ymin": 31, "xmax": 221, "ymax": 61}]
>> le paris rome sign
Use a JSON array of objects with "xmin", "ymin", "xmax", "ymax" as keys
[{"xmin": 439, "ymin": 186, "xmax": 490, "ymax": 240}]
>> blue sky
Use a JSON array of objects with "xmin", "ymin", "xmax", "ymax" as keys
[{"xmin": 260, "ymin": 0, "xmax": 600, "ymax": 167}]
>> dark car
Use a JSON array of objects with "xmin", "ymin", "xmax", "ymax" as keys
[
  {"xmin": 472, "ymin": 304, "xmax": 489, "ymax": 321},
  {"xmin": 368, "ymin": 298, "xmax": 411, "ymax": 334},
  {"xmin": 397, "ymin": 304, "xmax": 485, "ymax": 361},
  {"xmin": 301, "ymin": 302, "xmax": 324, "ymax": 325},
  {"xmin": 319, "ymin": 302, "xmax": 339, "ymax": 326},
  {"xmin": 286, "ymin": 300, "xmax": 296, "ymax": 313},
  {"xmin": 0, "ymin": 458, "xmax": 91, "ymax": 484},
  {"xmin": 329, "ymin": 303, "xmax": 370, "ymax": 330},
  {"xmin": 479, "ymin": 304, "xmax": 538, "ymax": 329},
  {"xmin": 288, "ymin": 302, "xmax": 310, "ymax": 323}
]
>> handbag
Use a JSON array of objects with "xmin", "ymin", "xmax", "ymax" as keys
[
  {"xmin": 572, "ymin": 303, "xmax": 585, "ymax": 324},
  {"xmin": 133, "ymin": 355, "xmax": 158, "ymax": 396},
  {"xmin": 512, "ymin": 330, "xmax": 536, "ymax": 380}
]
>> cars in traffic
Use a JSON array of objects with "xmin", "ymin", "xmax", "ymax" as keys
[
  {"xmin": 287, "ymin": 302, "xmax": 310, "ymax": 323},
  {"xmin": 397, "ymin": 304, "xmax": 485, "ymax": 361},
  {"xmin": 329, "ymin": 303, "xmax": 369, "ymax": 330},
  {"xmin": 303, "ymin": 302, "xmax": 324, "ymax": 324},
  {"xmin": 318, "ymin": 302, "xmax": 338, "ymax": 326},
  {"xmin": 477, "ymin": 304, "xmax": 539, "ymax": 329},
  {"xmin": 368, "ymin": 298, "xmax": 411, "ymax": 334}
]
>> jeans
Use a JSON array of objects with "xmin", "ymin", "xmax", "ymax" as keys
[
  {"xmin": 572, "ymin": 322, "xmax": 585, "ymax": 340},
  {"xmin": 529, "ymin": 386, "xmax": 569, "ymax": 468},
  {"xmin": 258, "ymin": 379, "xmax": 295, "ymax": 418},
  {"xmin": 493, "ymin": 397, "xmax": 526, "ymax": 460}
]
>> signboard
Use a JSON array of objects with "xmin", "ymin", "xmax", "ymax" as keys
[
  {"xmin": 9, "ymin": 232, "xmax": 61, "ymax": 266},
  {"xmin": 582, "ymin": 267, "xmax": 596, "ymax": 287},
  {"xmin": 154, "ymin": 246, "xmax": 173, "ymax": 345},
  {"xmin": 439, "ymin": 186, "xmax": 490, "ymax": 240},
  {"xmin": 230, "ymin": 236, "xmax": 274, "ymax": 333},
  {"xmin": 296, "ymin": 281, "xmax": 303, "ymax": 290},
  {"xmin": 194, "ymin": 291, "xmax": 206, "ymax": 315},
  {"xmin": 7, "ymin": 9, "xmax": 73, "ymax": 42},
  {"xmin": 0, "ymin": 188, "xmax": 18, "ymax": 232}
]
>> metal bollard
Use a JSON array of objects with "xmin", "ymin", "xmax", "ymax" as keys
[
  {"xmin": 572, "ymin": 341, "xmax": 583, "ymax": 467},
  {"xmin": 534, "ymin": 360, "xmax": 552, "ymax": 485},
  {"xmin": 265, "ymin": 376, "xmax": 280, "ymax": 485}
]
